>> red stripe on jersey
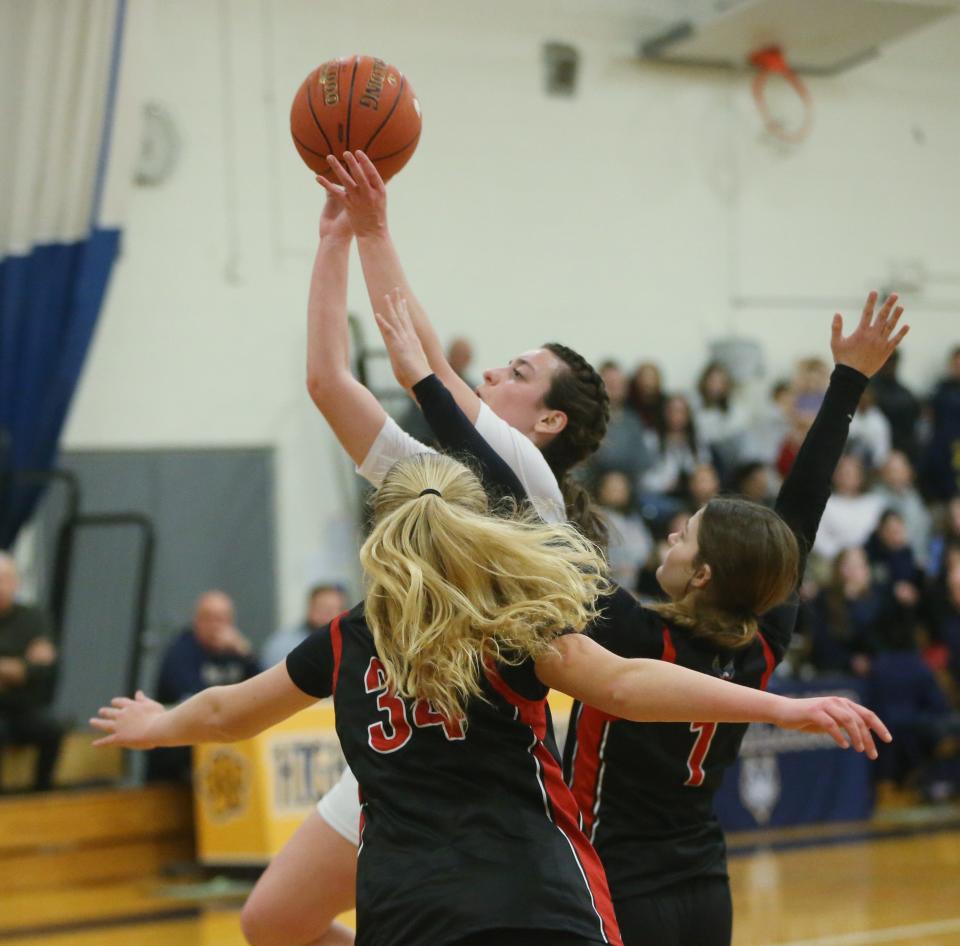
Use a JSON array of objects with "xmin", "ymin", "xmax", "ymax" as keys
[
  {"xmin": 757, "ymin": 631, "xmax": 776, "ymax": 690},
  {"xmin": 661, "ymin": 626, "xmax": 677, "ymax": 663},
  {"xmin": 486, "ymin": 667, "xmax": 623, "ymax": 946},
  {"xmin": 569, "ymin": 705, "xmax": 609, "ymax": 840},
  {"xmin": 329, "ymin": 612, "xmax": 346, "ymax": 695}
]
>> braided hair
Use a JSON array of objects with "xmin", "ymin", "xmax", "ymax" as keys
[{"xmin": 541, "ymin": 343, "xmax": 611, "ymax": 548}]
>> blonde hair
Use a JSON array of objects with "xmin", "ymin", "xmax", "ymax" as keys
[{"xmin": 360, "ymin": 453, "xmax": 608, "ymax": 723}]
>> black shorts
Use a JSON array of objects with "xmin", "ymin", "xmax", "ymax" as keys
[
  {"xmin": 614, "ymin": 875, "xmax": 732, "ymax": 946},
  {"xmin": 450, "ymin": 931, "xmax": 607, "ymax": 946}
]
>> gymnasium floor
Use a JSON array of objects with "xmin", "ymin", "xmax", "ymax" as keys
[{"xmin": 4, "ymin": 814, "xmax": 959, "ymax": 946}]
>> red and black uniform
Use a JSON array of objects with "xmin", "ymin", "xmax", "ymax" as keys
[
  {"xmin": 286, "ymin": 603, "xmax": 622, "ymax": 946},
  {"xmin": 412, "ymin": 364, "xmax": 868, "ymax": 946}
]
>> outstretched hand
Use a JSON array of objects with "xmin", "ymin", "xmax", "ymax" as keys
[
  {"xmin": 316, "ymin": 150, "xmax": 388, "ymax": 238},
  {"xmin": 90, "ymin": 690, "xmax": 165, "ymax": 749},
  {"xmin": 375, "ymin": 288, "xmax": 432, "ymax": 390},
  {"xmin": 831, "ymin": 291, "xmax": 908, "ymax": 377},
  {"xmin": 774, "ymin": 695, "xmax": 891, "ymax": 759}
]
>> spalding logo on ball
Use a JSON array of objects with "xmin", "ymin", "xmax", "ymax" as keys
[{"xmin": 290, "ymin": 55, "xmax": 422, "ymax": 181}]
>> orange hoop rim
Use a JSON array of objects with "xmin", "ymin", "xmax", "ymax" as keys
[{"xmin": 749, "ymin": 45, "xmax": 813, "ymax": 144}]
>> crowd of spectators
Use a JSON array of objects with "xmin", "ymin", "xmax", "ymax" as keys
[{"xmin": 583, "ymin": 344, "xmax": 960, "ymax": 800}]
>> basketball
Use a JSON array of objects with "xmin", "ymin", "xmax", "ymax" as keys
[{"xmin": 290, "ymin": 55, "xmax": 422, "ymax": 182}]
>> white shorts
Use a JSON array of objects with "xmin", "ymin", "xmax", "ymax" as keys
[{"xmin": 317, "ymin": 765, "xmax": 361, "ymax": 846}]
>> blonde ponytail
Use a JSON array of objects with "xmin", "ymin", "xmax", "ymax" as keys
[{"xmin": 360, "ymin": 453, "xmax": 609, "ymax": 723}]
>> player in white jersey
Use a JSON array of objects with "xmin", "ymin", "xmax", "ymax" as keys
[{"xmin": 240, "ymin": 160, "xmax": 610, "ymax": 946}]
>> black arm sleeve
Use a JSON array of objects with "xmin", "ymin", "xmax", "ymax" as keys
[
  {"xmin": 762, "ymin": 364, "xmax": 867, "ymax": 652},
  {"xmin": 411, "ymin": 374, "xmax": 529, "ymax": 507},
  {"xmin": 775, "ymin": 363, "xmax": 868, "ymax": 577},
  {"xmin": 285, "ymin": 625, "xmax": 335, "ymax": 699}
]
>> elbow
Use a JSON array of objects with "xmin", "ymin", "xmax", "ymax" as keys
[
  {"xmin": 306, "ymin": 371, "xmax": 343, "ymax": 409},
  {"xmin": 604, "ymin": 666, "xmax": 651, "ymax": 722},
  {"xmin": 205, "ymin": 687, "xmax": 241, "ymax": 743}
]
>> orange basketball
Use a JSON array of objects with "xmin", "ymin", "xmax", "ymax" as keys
[{"xmin": 290, "ymin": 55, "xmax": 422, "ymax": 182}]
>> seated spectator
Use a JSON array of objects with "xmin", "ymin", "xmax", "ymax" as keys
[
  {"xmin": 866, "ymin": 510, "xmax": 922, "ymax": 615},
  {"xmin": 922, "ymin": 345, "xmax": 960, "ymax": 500},
  {"xmin": 584, "ymin": 360, "xmax": 653, "ymax": 485},
  {"xmin": 928, "ymin": 496, "xmax": 960, "ymax": 581},
  {"xmin": 687, "ymin": 463, "xmax": 721, "ymax": 508},
  {"xmin": 595, "ymin": 471, "xmax": 653, "ymax": 591},
  {"xmin": 732, "ymin": 461, "xmax": 776, "ymax": 507},
  {"xmin": 870, "ymin": 349, "xmax": 921, "ymax": 463},
  {"xmin": 813, "ymin": 455, "xmax": 885, "ymax": 562},
  {"xmin": 741, "ymin": 379, "xmax": 793, "ymax": 465},
  {"xmin": 848, "ymin": 387, "xmax": 892, "ymax": 470},
  {"xmin": 640, "ymin": 394, "xmax": 710, "ymax": 503},
  {"xmin": 777, "ymin": 358, "xmax": 829, "ymax": 478},
  {"xmin": 934, "ymin": 563, "xmax": 960, "ymax": 689},
  {"xmin": 627, "ymin": 361, "xmax": 665, "ymax": 431},
  {"xmin": 261, "ymin": 583, "xmax": 348, "ymax": 668},
  {"xmin": 867, "ymin": 648, "xmax": 959, "ymax": 790},
  {"xmin": 147, "ymin": 590, "xmax": 260, "ymax": 782},
  {"xmin": 0, "ymin": 553, "xmax": 63, "ymax": 792},
  {"xmin": 691, "ymin": 361, "xmax": 749, "ymax": 474},
  {"xmin": 872, "ymin": 451, "xmax": 932, "ymax": 569},
  {"xmin": 808, "ymin": 547, "xmax": 898, "ymax": 676}
]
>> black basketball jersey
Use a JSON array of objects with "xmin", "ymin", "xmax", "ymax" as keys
[
  {"xmin": 286, "ymin": 603, "xmax": 623, "ymax": 946},
  {"xmin": 563, "ymin": 586, "xmax": 795, "ymax": 899}
]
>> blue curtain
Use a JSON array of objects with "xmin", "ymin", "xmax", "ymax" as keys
[
  {"xmin": 0, "ymin": 0, "xmax": 129, "ymax": 548},
  {"xmin": 0, "ymin": 229, "xmax": 121, "ymax": 546}
]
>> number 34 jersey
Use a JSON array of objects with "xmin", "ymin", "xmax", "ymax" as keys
[
  {"xmin": 564, "ymin": 586, "xmax": 794, "ymax": 902},
  {"xmin": 286, "ymin": 602, "xmax": 622, "ymax": 946}
]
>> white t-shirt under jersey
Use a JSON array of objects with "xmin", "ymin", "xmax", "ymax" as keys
[
  {"xmin": 323, "ymin": 401, "xmax": 565, "ymax": 846},
  {"xmin": 356, "ymin": 403, "xmax": 565, "ymax": 523}
]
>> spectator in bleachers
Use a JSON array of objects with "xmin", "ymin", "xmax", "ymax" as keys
[
  {"xmin": 687, "ymin": 462, "xmax": 721, "ymax": 508},
  {"xmin": 934, "ymin": 563, "xmax": 960, "ymax": 689},
  {"xmin": 866, "ymin": 510, "xmax": 922, "ymax": 614},
  {"xmin": 776, "ymin": 358, "xmax": 830, "ymax": 477},
  {"xmin": 595, "ymin": 470, "xmax": 653, "ymax": 591},
  {"xmin": 261, "ymin": 583, "xmax": 348, "ymax": 668},
  {"xmin": 922, "ymin": 345, "xmax": 960, "ymax": 500},
  {"xmin": 870, "ymin": 349, "xmax": 921, "ymax": 463},
  {"xmin": 147, "ymin": 590, "xmax": 260, "ymax": 782},
  {"xmin": 732, "ymin": 461, "xmax": 775, "ymax": 507},
  {"xmin": 928, "ymin": 496, "xmax": 960, "ymax": 581},
  {"xmin": 0, "ymin": 552, "xmax": 63, "ymax": 792},
  {"xmin": 585, "ymin": 360, "xmax": 652, "ymax": 486},
  {"xmin": 626, "ymin": 361, "xmax": 665, "ymax": 430},
  {"xmin": 848, "ymin": 387, "xmax": 892, "ymax": 470},
  {"xmin": 691, "ymin": 361, "xmax": 749, "ymax": 474},
  {"xmin": 872, "ymin": 451, "xmax": 932, "ymax": 569},
  {"xmin": 813, "ymin": 454, "xmax": 885, "ymax": 562},
  {"xmin": 867, "ymin": 644, "xmax": 958, "ymax": 791},
  {"xmin": 808, "ymin": 547, "xmax": 897, "ymax": 677},
  {"xmin": 640, "ymin": 394, "xmax": 710, "ymax": 508},
  {"xmin": 741, "ymin": 379, "xmax": 793, "ymax": 466}
]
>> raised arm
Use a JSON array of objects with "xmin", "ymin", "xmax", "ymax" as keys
[
  {"xmin": 535, "ymin": 633, "xmax": 890, "ymax": 757},
  {"xmin": 316, "ymin": 150, "xmax": 482, "ymax": 424},
  {"xmin": 303, "ymin": 193, "xmax": 393, "ymax": 466},
  {"xmin": 90, "ymin": 664, "xmax": 316, "ymax": 749},
  {"xmin": 775, "ymin": 291, "xmax": 908, "ymax": 572}
]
